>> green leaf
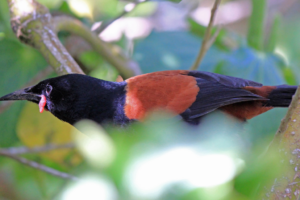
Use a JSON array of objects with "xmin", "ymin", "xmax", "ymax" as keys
[
  {"xmin": 247, "ymin": 0, "xmax": 266, "ymax": 51},
  {"xmin": 266, "ymin": 14, "xmax": 281, "ymax": 53},
  {"xmin": 79, "ymin": 51, "xmax": 119, "ymax": 81},
  {"xmin": 0, "ymin": 0, "xmax": 15, "ymax": 40},
  {"xmin": 56, "ymin": 1, "xmax": 76, "ymax": 17},
  {"xmin": 0, "ymin": 38, "xmax": 47, "ymax": 146}
]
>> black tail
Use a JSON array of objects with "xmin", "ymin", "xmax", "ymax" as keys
[{"xmin": 264, "ymin": 85, "xmax": 298, "ymax": 107}]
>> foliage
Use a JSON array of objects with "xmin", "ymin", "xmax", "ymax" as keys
[{"xmin": 0, "ymin": 0, "xmax": 299, "ymax": 199}]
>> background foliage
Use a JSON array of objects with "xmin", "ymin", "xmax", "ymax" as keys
[{"xmin": 0, "ymin": 0, "xmax": 299, "ymax": 199}]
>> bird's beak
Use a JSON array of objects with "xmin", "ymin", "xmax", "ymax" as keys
[{"xmin": 0, "ymin": 86, "xmax": 40, "ymax": 103}]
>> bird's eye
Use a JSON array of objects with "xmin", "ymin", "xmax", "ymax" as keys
[{"xmin": 46, "ymin": 85, "xmax": 52, "ymax": 95}]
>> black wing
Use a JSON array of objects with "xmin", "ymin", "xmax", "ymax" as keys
[{"xmin": 182, "ymin": 71, "xmax": 265, "ymax": 121}]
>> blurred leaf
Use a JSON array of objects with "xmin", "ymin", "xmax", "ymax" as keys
[
  {"xmin": 17, "ymin": 102, "xmax": 82, "ymax": 167},
  {"xmin": 266, "ymin": 14, "xmax": 281, "ymax": 53},
  {"xmin": 59, "ymin": 175, "xmax": 118, "ymax": 200},
  {"xmin": 133, "ymin": 31, "xmax": 226, "ymax": 73},
  {"xmin": 0, "ymin": 1, "xmax": 9, "ymax": 26},
  {"xmin": 0, "ymin": 0, "xmax": 15, "ymax": 40},
  {"xmin": 78, "ymin": 0, "xmax": 121, "ymax": 20},
  {"xmin": 56, "ymin": 1, "xmax": 77, "ymax": 17},
  {"xmin": 79, "ymin": 51, "xmax": 119, "ymax": 81},
  {"xmin": 36, "ymin": 0, "xmax": 62, "ymax": 9},
  {"xmin": 126, "ymin": 1, "xmax": 157, "ymax": 17},
  {"xmin": 217, "ymin": 47, "xmax": 286, "ymax": 85},
  {"xmin": 148, "ymin": 0, "xmax": 181, "ymax": 2},
  {"xmin": 0, "ymin": 39, "xmax": 48, "ymax": 146},
  {"xmin": 245, "ymin": 108, "xmax": 287, "ymax": 144},
  {"xmin": 74, "ymin": 120, "xmax": 116, "ymax": 169},
  {"xmin": 282, "ymin": 67, "xmax": 297, "ymax": 85},
  {"xmin": 124, "ymin": 0, "xmax": 181, "ymax": 2},
  {"xmin": 277, "ymin": 16, "xmax": 300, "ymax": 83},
  {"xmin": 247, "ymin": 0, "xmax": 266, "ymax": 51}
]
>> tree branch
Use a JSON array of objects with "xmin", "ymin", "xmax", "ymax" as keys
[
  {"xmin": 258, "ymin": 85, "xmax": 300, "ymax": 198},
  {"xmin": 0, "ymin": 150, "xmax": 78, "ymax": 181},
  {"xmin": 190, "ymin": 0, "xmax": 222, "ymax": 70},
  {"xmin": 52, "ymin": 15, "xmax": 141, "ymax": 78},
  {"xmin": 1, "ymin": 143, "xmax": 75, "ymax": 155},
  {"xmin": 7, "ymin": 0, "xmax": 84, "ymax": 75}
]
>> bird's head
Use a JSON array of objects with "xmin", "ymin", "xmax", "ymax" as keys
[{"xmin": 0, "ymin": 74, "xmax": 109, "ymax": 124}]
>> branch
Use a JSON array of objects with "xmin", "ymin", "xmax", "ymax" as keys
[
  {"xmin": 207, "ymin": 25, "xmax": 222, "ymax": 49},
  {"xmin": 7, "ymin": 0, "xmax": 84, "ymax": 75},
  {"xmin": 190, "ymin": 0, "xmax": 222, "ymax": 70},
  {"xmin": 1, "ymin": 143, "xmax": 75, "ymax": 155},
  {"xmin": 0, "ymin": 66, "xmax": 53, "ymax": 114},
  {"xmin": 258, "ymin": 85, "xmax": 300, "ymax": 199},
  {"xmin": 52, "ymin": 15, "xmax": 141, "ymax": 78},
  {"xmin": 0, "ymin": 150, "xmax": 78, "ymax": 181}
]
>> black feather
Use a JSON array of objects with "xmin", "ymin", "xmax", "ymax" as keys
[
  {"xmin": 264, "ymin": 85, "xmax": 297, "ymax": 107},
  {"xmin": 188, "ymin": 71, "xmax": 262, "ymax": 88}
]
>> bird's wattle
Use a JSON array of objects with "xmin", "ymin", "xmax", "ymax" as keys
[{"xmin": 39, "ymin": 95, "xmax": 47, "ymax": 113}]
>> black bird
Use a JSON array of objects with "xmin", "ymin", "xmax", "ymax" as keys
[{"xmin": 0, "ymin": 70, "xmax": 297, "ymax": 126}]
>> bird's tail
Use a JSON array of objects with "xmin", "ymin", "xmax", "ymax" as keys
[{"xmin": 264, "ymin": 85, "xmax": 298, "ymax": 107}]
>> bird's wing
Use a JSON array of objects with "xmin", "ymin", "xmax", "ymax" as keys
[
  {"xmin": 124, "ymin": 70, "xmax": 265, "ymax": 120},
  {"xmin": 186, "ymin": 71, "xmax": 266, "ymax": 119}
]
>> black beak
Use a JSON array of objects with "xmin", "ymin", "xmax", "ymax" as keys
[{"xmin": 0, "ymin": 86, "xmax": 40, "ymax": 103}]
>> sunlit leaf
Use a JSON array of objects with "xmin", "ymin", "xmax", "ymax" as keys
[
  {"xmin": 61, "ymin": 175, "xmax": 118, "ymax": 200},
  {"xmin": 74, "ymin": 120, "xmax": 116, "ymax": 168}
]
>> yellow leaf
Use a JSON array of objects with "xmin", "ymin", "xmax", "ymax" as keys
[{"xmin": 17, "ymin": 102, "xmax": 82, "ymax": 166}]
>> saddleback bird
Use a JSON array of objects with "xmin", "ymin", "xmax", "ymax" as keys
[{"xmin": 0, "ymin": 70, "xmax": 297, "ymax": 126}]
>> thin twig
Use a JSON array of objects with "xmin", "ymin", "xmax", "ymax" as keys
[
  {"xmin": 207, "ymin": 25, "xmax": 222, "ymax": 48},
  {"xmin": 93, "ymin": 4, "xmax": 135, "ymax": 34},
  {"xmin": 93, "ymin": 10, "xmax": 129, "ymax": 34},
  {"xmin": 0, "ymin": 66, "xmax": 53, "ymax": 114},
  {"xmin": 0, "ymin": 143, "xmax": 75, "ymax": 155},
  {"xmin": 93, "ymin": 1, "xmax": 147, "ymax": 35},
  {"xmin": 0, "ymin": 151, "xmax": 78, "ymax": 181},
  {"xmin": 190, "ymin": 0, "xmax": 222, "ymax": 70}
]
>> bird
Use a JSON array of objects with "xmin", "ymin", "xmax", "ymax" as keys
[{"xmin": 0, "ymin": 70, "xmax": 297, "ymax": 126}]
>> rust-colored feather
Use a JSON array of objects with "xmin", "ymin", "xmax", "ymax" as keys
[
  {"xmin": 124, "ymin": 70, "xmax": 199, "ymax": 120},
  {"xmin": 243, "ymin": 86, "xmax": 276, "ymax": 98},
  {"xmin": 221, "ymin": 101, "xmax": 273, "ymax": 120},
  {"xmin": 221, "ymin": 86, "xmax": 276, "ymax": 120}
]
